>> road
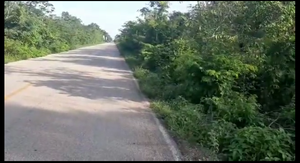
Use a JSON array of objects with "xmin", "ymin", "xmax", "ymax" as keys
[{"xmin": 5, "ymin": 43, "xmax": 181, "ymax": 161}]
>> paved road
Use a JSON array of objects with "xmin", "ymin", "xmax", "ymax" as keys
[{"xmin": 5, "ymin": 43, "xmax": 181, "ymax": 161}]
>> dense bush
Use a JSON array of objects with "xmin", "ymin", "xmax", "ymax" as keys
[
  {"xmin": 224, "ymin": 126, "xmax": 294, "ymax": 161},
  {"xmin": 4, "ymin": 1, "xmax": 113, "ymax": 63},
  {"xmin": 116, "ymin": 1, "xmax": 295, "ymax": 161}
]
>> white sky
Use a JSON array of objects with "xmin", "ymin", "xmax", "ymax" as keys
[{"xmin": 49, "ymin": 1, "xmax": 197, "ymax": 38}]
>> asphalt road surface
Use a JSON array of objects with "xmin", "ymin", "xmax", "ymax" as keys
[{"xmin": 5, "ymin": 43, "xmax": 181, "ymax": 161}]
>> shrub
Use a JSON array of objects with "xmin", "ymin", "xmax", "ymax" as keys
[{"xmin": 224, "ymin": 126, "xmax": 295, "ymax": 161}]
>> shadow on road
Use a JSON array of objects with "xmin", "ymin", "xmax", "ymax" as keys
[
  {"xmin": 5, "ymin": 103, "xmax": 168, "ymax": 161},
  {"xmin": 35, "ymin": 44, "xmax": 125, "ymax": 69},
  {"xmin": 5, "ymin": 66, "xmax": 143, "ymax": 103},
  {"xmin": 5, "ymin": 45, "xmax": 144, "ymax": 103}
]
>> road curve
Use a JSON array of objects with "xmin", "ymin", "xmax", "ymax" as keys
[{"xmin": 5, "ymin": 43, "xmax": 180, "ymax": 161}]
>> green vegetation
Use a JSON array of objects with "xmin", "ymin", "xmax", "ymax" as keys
[
  {"xmin": 115, "ymin": 1, "xmax": 295, "ymax": 161},
  {"xmin": 5, "ymin": 1, "xmax": 112, "ymax": 63}
]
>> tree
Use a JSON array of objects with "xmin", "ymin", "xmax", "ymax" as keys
[
  {"xmin": 5, "ymin": 1, "xmax": 112, "ymax": 62},
  {"xmin": 116, "ymin": 1, "xmax": 295, "ymax": 161}
]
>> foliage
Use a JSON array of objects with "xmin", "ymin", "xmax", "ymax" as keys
[
  {"xmin": 224, "ymin": 126, "xmax": 295, "ymax": 161},
  {"xmin": 4, "ymin": 1, "xmax": 112, "ymax": 63},
  {"xmin": 116, "ymin": 1, "xmax": 295, "ymax": 161}
]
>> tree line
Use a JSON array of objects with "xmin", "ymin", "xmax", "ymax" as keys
[
  {"xmin": 115, "ymin": 1, "xmax": 295, "ymax": 161},
  {"xmin": 5, "ymin": 1, "xmax": 112, "ymax": 63}
]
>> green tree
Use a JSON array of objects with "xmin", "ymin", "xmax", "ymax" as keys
[
  {"xmin": 5, "ymin": 1, "xmax": 112, "ymax": 63},
  {"xmin": 116, "ymin": 1, "xmax": 295, "ymax": 161}
]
